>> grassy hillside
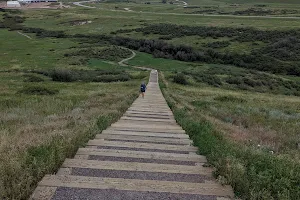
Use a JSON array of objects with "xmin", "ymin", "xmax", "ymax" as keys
[{"xmin": 1, "ymin": 2, "xmax": 300, "ymax": 199}]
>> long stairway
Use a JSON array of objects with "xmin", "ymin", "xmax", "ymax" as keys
[{"xmin": 31, "ymin": 70, "xmax": 234, "ymax": 200}]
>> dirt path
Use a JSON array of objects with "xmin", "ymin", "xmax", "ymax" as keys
[
  {"xmin": 73, "ymin": 0, "xmax": 96, "ymax": 8},
  {"xmin": 30, "ymin": 70, "xmax": 234, "ymax": 200},
  {"xmin": 17, "ymin": 31, "xmax": 32, "ymax": 39},
  {"xmin": 176, "ymin": 0, "xmax": 188, "ymax": 6},
  {"xmin": 118, "ymin": 49, "xmax": 136, "ymax": 67}
]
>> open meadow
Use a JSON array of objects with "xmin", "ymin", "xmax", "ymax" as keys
[{"xmin": 1, "ymin": 0, "xmax": 300, "ymax": 199}]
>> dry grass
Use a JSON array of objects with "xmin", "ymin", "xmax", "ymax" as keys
[
  {"xmin": 164, "ymin": 79, "xmax": 300, "ymax": 161},
  {"xmin": 0, "ymin": 71, "xmax": 144, "ymax": 199}
]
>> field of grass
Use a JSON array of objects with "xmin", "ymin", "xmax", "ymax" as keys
[
  {"xmin": 82, "ymin": 0, "xmax": 300, "ymax": 17},
  {"xmin": 1, "ymin": 1, "xmax": 300, "ymax": 199},
  {"xmin": 0, "ymin": 10, "xmax": 148, "ymax": 199},
  {"xmin": 130, "ymin": 51, "xmax": 300, "ymax": 198}
]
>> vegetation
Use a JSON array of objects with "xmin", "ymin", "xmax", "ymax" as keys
[
  {"xmin": 115, "ymin": 23, "xmax": 300, "ymax": 76},
  {"xmin": 160, "ymin": 73, "xmax": 300, "ymax": 200},
  {"xmin": 37, "ymin": 68, "xmax": 131, "ymax": 83},
  {"xmin": 18, "ymin": 85, "xmax": 59, "ymax": 95},
  {"xmin": 23, "ymin": 74, "xmax": 45, "ymax": 82},
  {"xmin": 0, "ymin": 9, "xmax": 148, "ymax": 200},
  {"xmin": 1, "ymin": 1, "xmax": 300, "ymax": 199},
  {"xmin": 173, "ymin": 73, "xmax": 188, "ymax": 85}
]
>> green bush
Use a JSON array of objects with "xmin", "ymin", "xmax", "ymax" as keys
[
  {"xmin": 50, "ymin": 69, "xmax": 76, "ymax": 82},
  {"xmin": 23, "ymin": 74, "xmax": 45, "ymax": 82},
  {"xmin": 43, "ymin": 69, "xmax": 131, "ymax": 83},
  {"xmin": 214, "ymin": 95, "xmax": 247, "ymax": 103},
  {"xmin": 173, "ymin": 73, "xmax": 188, "ymax": 85},
  {"xmin": 18, "ymin": 86, "xmax": 58, "ymax": 95}
]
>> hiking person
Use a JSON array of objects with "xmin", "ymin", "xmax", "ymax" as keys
[{"xmin": 140, "ymin": 81, "xmax": 146, "ymax": 98}]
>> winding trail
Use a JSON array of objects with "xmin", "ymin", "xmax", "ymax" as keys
[
  {"xmin": 73, "ymin": 0, "xmax": 96, "ymax": 8},
  {"xmin": 118, "ymin": 49, "xmax": 136, "ymax": 67},
  {"xmin": 176, "ymin": 0, "xmax": 188, "ymax": 6},
  {"xmin": 17, "ymin": 31, "xmax": 32, "ymax": 39},
  {"xmin": 72, "ymin": 0, "xmax": 300, "ymax": 19},
  {"xmin": 31, "ymin": 70, "xmax": 234, "ymax": 200}
]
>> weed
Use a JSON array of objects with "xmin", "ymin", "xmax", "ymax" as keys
[
  {"xmin": 18, "ymin": 86, "xmax": 58, "ymax": 95},
  {"xmin": 173, "ymin": 73, "xmax": 188, "ymax": 85},
  {"xmin": 23, "ymin": 74, "xmax": 45, "ymax": 82}
]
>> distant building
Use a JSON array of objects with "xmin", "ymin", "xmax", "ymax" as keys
[
  {"xmin": 17, "ymin": 0, "xmax": 58, "ymax": 3},
  {"xmin": 7, "ymin": 1, "xmax": 21, "ymax": 7}
]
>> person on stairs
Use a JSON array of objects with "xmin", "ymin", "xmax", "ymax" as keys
[{"xmin": 140, "ymin": 81, "xmax": 146, "ymax": 98}]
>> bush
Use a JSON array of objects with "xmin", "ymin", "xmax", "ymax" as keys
[
  {"xmin": 214, "ymin": 95, "xmax": 247, "ymax": 103},
  {"xmin": 50, "ymin": 69, "xmax": 76, "ymax": 82},
  {"xmin": 18, "ymin": 86, "xmax": 58, "ymax": 95},
  {"xmin": 23, "ymin": 74, "xmax": 45, "ymax": 82},
  {"xmin": 40, "ymin": 69, "xmax": 131, "ymax": 83},
  {"xmin": 173, "ymin": 73, "xmax": 188, "ymax": 85}
]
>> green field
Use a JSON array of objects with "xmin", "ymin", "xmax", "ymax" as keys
[{"xmin": 1, "ymin": 1, "xmax": 300, "ymax": 199}]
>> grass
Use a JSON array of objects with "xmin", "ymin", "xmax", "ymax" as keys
[
  {"xmin": 0, "ymin": 29, "xmax": 77, "ymax": 70},
  {"xmin": 1, "ymin": 1, "xmax": 300, "ymax": 199},
  {"xmin": 0, "ymin": 70, "xmax": 147, "ymax": 199},
  {"xmin": 0, "ymin": 17, "xmax": 148, "ymax": 198},
  {"xmin": 159, "ymin": 73, "xmax": 300, "ymax": 200}
]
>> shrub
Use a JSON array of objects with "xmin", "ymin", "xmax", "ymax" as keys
[
  {"xmin": 50, "ymin": 69, "xmax": 76, "ymax": 82},
  {"xmin": 173, "ymin": 73, "xmax": 188, "ymax": 85},
  {"xmin": 23, "ymin": 74, "xmax": 45, "ymax": 82},
  {"xmin": 39, "ymin": 69, "xmax": 131, "ymax": 83},
  {"xmin": 214, "ymin": 95, "xmax": 247, "ymax": 103},
  {"xmin": 18, "ymin": 86, "xmax": 58, "ymax": 95}
]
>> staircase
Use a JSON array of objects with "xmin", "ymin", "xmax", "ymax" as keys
[{"xmin": 31, "ymin": 70, "xmax": 234, "ymax": 200}]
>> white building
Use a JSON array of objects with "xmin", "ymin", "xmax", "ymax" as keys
[
  {"xmin": 17, "ymin": 0, "xmax": 58, "ymax": 3},
  {"xmin": 7, "ymin": 1, "xmax": 21, "ymax": 7}
]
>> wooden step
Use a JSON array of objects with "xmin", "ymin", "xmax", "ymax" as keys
[
  {"xmin": 76, "ymin": 148, "xmax": 207, "ymax": 162},
  {"xmin": 120, "ymin": 116, "xmax": 176, "ymax": 123},
  {"xmin": 105, "ymin": 127, "xmax": 186, "ymax": 134},
  {"xmin": 125, "ymin": 111, "xmax": 173, "ymax": 116},
  {"xmin": 124, "ymin": 113, "xmax": 174, "ymax": 120},
  {"xmin": 61, "ymin": 159, "xmax": 212, "ymax": 175},
  {"xmin": 87, "ymin": 140, "xmax": 197, "ymax": 152},
  {"xmin": 37, "ymin": 175, "xmax": 234, "ymax": 197},
  {"xmin": 95, "ymin": 134, "xmax": 191, "ymax": 145},
  {"xmin": 111, "ymin": 123, "xmax": 183, "ymax": 130},
  {"xmin": 101, "ymin": 130, "xmax": 189, "ymax": 138}
]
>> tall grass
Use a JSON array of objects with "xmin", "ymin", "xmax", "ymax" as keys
[
  {"xmin": 0, "ymin": 74, "xmax": 142, "ymax": 199},
  {"xmin": 160, "ymin": 73, "xmax": 300, "ymax": 200}
]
